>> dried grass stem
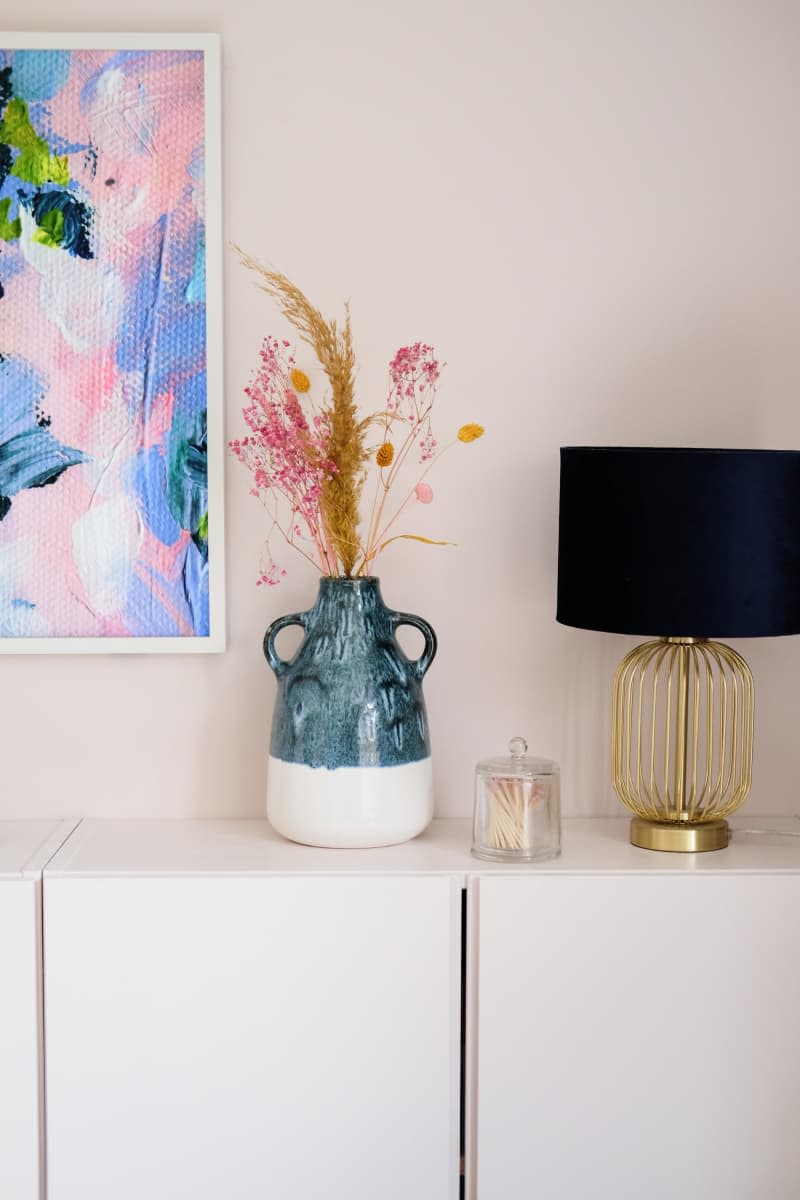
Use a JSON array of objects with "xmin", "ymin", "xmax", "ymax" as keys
[{"xmin": 235, "ymin": 246, "xmax": 365, "ymax": 575}]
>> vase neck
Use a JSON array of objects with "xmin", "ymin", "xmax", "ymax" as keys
[{"xmin": 314, "ymin": 576, "xmax": 385, "ymax": 619}]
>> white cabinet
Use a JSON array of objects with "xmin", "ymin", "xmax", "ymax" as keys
[
  {"xmin": 43, "ymin": 820, "xmax": 464, "ymax": 1200},
  {"xmin": 0, "ymin": 820, "xmax": 76, "ymax": 1200},
  {"xmin": 469, "ymin": 820, "xmax": 800, "ymax": 1200},
  {"xmin": 40, "ymin": 817, "xmax": 800, "ymax": 1200}
]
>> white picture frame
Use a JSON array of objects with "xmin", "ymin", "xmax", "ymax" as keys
[{"xmin": 0, "ymin": 32, "xmax": 224, "ymax": 652}]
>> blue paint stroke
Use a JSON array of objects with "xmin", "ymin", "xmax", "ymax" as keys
[
  {"xmin": 184, "ymin": 237, "xmax": 205, "ymax": 303},
  {"xmin": 175, "ymin": 356, "xmax": 207, "ymax": 427},
  {"xmin": 132, "ymin": 446, "xmax": 182, "ymax": 546},
  {"xmin": 154, "ymin": 307, "xmax": 206, "ymax": 393},
  {"xmin": 187, "ymin": 142, "xmax": 204, "ymax": 186},
  {"xmin": 9, "ymin": 51, "xmax": 71, "ymax": 101},
  {"xmin": 121, "ymin": 539, "xmax": 207, "ymax": 639},
  {"xmin": 0, "ymin": 167, "xmax": 19, "ymax": 204},
  {"xmin": 121, "ymin": 535, "xmax": 207, "ymax": 638},
  {"xmin": 116, "ymin": 207, "xmax": 206, "ymax": 422},
  {"xmin": 0, "ymin": 356, "xmax": 86, "ymax": 516},
  {"xmin": 0, "ymin": 597, "xmax": 49, "ymax": 637},
  {"xmin": 123, "ymin": 570, "xmax": 183, "ymax": 638},
  {"xmin": 183, "ymin": 538, "xmax": 209, "ymax": 635},
  {"xmin": 0, "ymin": 245, "xmax": 24, "ymax": 288}
]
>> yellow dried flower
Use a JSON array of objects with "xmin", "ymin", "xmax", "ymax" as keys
[
  {"xmin": 290, "ymin": 367, "xmax": 311, "ymax": 393},
  {"xmin": 458, "ymin": 423, "xmax": 485, "ymax": 443},
  {"xmin": 376, "ymin": 442, "xmax": 394, "ymax": 467}
]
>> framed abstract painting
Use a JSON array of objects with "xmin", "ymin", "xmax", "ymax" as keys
[{"xmin": 0, "ymin": 33, "xmax": 224, "ymax": 652}]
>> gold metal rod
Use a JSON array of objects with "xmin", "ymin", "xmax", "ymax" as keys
[
  {"xmin": 634, "ymin": 649, "xmax": 650, "ymax": 811},
  {"xmin": 648, "ymin": 653, "xmax": 658, "ymax": 804},
  {"xmin": 650, "ymin": 642, "xmax": 670, "ymax": 811},
  {"xmin": 727, "ymin": 663, "xmax": 739, "ymax": 802},
  {"xmin": 709, "ymin": 643, "xmax": 729, "ymax": 808},
  {"xmin": 664, "ymin": 652, "xmax": 673, "ymax": 814},
  {"xmin": 643, "ymin": 642, "xmax": 662, "ymax": 816},
  {"xmin": 719, "ymin": 654, "xmax": 728, "ymax": 802},
  {"xmin": 673, "ymin": 643, "xmax": 690, "ymax": 821},
  {"xmin": 624, "ymin": 659, "xmax": 635, "ymax": 800},
  {"xmin": 688, "ymin": 644, "xmax": 701, "ymax": 820},
  {"xmin": 698, "ymin": 663, "xmax": 714, "ymax": 817}
]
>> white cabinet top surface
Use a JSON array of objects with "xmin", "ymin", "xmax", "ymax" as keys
[
  {"xmin": 43, "ymin": 816, "xmax": 800, "ymax": 879},
  {"xmin": 0, "ymin": 819, "xmax": 79, "ymax": 879}
]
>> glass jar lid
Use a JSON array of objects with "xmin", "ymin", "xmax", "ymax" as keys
[{"xmin": 476, "ymin": 736, "xmax": 558, "ymax": 778}]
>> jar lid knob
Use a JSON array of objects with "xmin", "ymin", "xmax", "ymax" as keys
[{"xmin": 508, "ymin": 736, "xmax": 528, "ymax": 759}]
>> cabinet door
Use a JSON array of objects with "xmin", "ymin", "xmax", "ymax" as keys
[
  {"xmin": 472, "ymin": 874, "xmax": 800, "ymax": 1200},
  {"xmin": 44, "ymin": 874, "xmax": 460, "ymax": 1200},
  {"xmin": 0, "ymin": 880, "xmax": 42, "ymax": 1200}
]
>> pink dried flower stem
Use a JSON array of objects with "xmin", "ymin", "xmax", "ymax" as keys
[
  {"xmin": 236, "ymin": 448, "xmax": 334, "ymax": 581},
  {"xmin": 360, "ymin": 450, "xmax": 439, "ymax": 570},
  {"xmin": 230, "ymin": 336, "xmax": 340, "ymax": 579},
  {"xmin": 360, "ymin": 429, "xmax": 429, "ymax": 570},
  {"xmin": 361, "ymin": 492, "xmax": 416, "ymax": 566},
  {"xmin": 232, "ymin": 425, "xmax": 336, "ymax": 577},
  {"xmin": 359, "ymin": 344, "xmax": 441, "ymax": 572},
  {"xmin": 359, "ymin": 424, "xmax": 468, "ymax": 573}
]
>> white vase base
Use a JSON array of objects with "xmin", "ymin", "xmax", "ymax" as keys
[{"xmin": 266, "ymin": 755, "xmax": 434, "ymax": 848}]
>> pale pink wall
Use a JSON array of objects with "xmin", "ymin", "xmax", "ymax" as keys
[{"xmin": 3, "ymin": 1, "xmax": 800, "ymax": 820}]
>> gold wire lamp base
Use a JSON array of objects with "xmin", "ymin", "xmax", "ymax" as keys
[
  {"xmin": 612, "ymin": 637, "xmax": 754, "ymax": 853},
  {"xmin": 629, "ymin": 817, "xmax": 729, "ymax": 853}
]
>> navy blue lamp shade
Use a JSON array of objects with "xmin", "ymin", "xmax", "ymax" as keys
[{"xmin": 556, "ymin": 447, "xmax": 800, "ymax": 639}]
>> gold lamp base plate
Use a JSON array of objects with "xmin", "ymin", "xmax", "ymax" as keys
[{"xmin": 630, "ymin": 817, "xmax": 730, "ymax": 853}]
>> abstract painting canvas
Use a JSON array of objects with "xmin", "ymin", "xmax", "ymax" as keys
[{"xmin": 0, "ymin": 33, "xmax": 223, "ymax": 652}]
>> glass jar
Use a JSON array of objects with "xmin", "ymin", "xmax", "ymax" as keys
[{"xmin": 472, "ymin": 737, "xmax": 561, "ymax": 862}]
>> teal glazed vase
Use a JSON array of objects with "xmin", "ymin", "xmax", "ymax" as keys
[{"xmin": 263, "ymin": 576, "xmax": 437, "ymax": 847}]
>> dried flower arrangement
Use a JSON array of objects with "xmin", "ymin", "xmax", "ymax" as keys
[{"xmin": 230, "ymin": 249, "xmax": 484, "ymax": 584}]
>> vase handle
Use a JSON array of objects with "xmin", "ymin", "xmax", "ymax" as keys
[
  {"xmin": 393, "ymin": 612, "xmax": 438, "ymax": 680},
  {"xmin": 263, "ymin": 612, "xmax": 307, "ymax": 677}
]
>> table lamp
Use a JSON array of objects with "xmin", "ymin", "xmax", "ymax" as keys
[{"xmin": 556, "ymin": 447, "xmax": 800, "ymax": 852}]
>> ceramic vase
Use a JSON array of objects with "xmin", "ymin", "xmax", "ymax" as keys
[{"xmin": 263, "ymin": 576, "xmax": 437, "ymax": 848}]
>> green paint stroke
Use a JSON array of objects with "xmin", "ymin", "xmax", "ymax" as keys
[
  {"xmin": 32, "ymin": 206, "xmax": 64, "ymax": 248},
  {"xmin": 0, "ymin": 97, "xmax": 69, "ymax": 187},
  {"xmin": 0, "ymin": 197, "xmax": 21, "ymax": 241},
  {"xmin": 197, "ymin": 512, "xmax": 208, "ymax": 542}
]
